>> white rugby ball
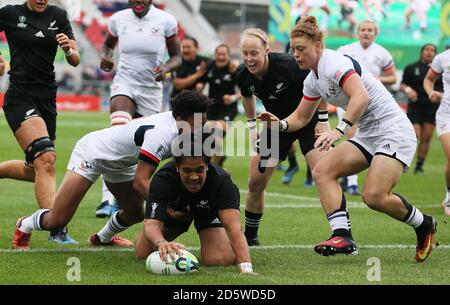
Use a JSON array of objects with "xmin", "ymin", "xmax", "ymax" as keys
[{"xmin": 145, "ymin": 249, "xmax": 199, "ymax": 275}]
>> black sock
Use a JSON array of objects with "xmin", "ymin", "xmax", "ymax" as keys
[
  {"xmin": 415, "ymin": 158, "xmax": 424, "ymax": 170},
  {"xmin": 287, "ymin": 151, "xmax": 298, "ymax": 169},
  {"xmin": 306, "ymin": 165, "xmax": 312, "ymax": 181},
  {"xmin": 244, "ymin": 210, "xmax": 263, "ymax": 240}
]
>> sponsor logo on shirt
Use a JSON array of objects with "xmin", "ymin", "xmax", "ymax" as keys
[
  {"xmin": 151, "ymin": 26, "xmax": 162, "ymax": 34},
  {"xmin": 17, "ymin": 16, "xmax": 27, "ymax": 28},
  {"xmin": 35, "ymin": 31, "xmax": 45, "ymax": 38}
]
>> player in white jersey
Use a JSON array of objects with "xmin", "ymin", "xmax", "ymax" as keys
[
  {"xmin": 11, "ymin": 90, "xmax": 209, "ymax": 250},
  {"xmin": 405, "ymin": 0, "xmax": 432, "ymax": 32},
  {"xmin": 336, "ymin": 20, "xmax": 397, "ymax": 196},
  {"xmin": 258, "ymin": 16, "xmax": 436, "ymax": 262},
  {"xmin": 424, "ymin": 49, "xmax": 450, "ymax": 215},
  {"xmin": 97, "ymin": 0, "xmax": 182, "ymax": 217}
]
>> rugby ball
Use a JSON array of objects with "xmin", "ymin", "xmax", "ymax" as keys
[{"xmin": 145, "ymin": 249, "xmax": 199, "ymax": 275}]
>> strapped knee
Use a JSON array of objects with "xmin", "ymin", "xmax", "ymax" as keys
[
  {"xmin": 25, "ymin": 137, "xmax": 55, "ymax": 165},
  {"xmin": 110, "ymin": 111, "xmax": 132, "ymax": 126}
]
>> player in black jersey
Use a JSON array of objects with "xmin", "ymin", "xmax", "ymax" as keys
[
  {"xmin": 171, "ymin": 36, "xmax": 207, "ymax": 97},
  {"xmin": 236, "ymin": 28, "xmax": 329, "ymax": 246},
  {"xmin": 0, "ymin": 0, "xmax": 80, "ymax": 244},
  {"xmin": 135, "ymin": 140, "xmax": 256, "ymax": 274},
  {"xmin": 197, "ymin": 44, "xmax": 241, "ymax": 167},
  {"xmin": 401, "ymin": 43, "xmax": 443, "ymax": 175}
]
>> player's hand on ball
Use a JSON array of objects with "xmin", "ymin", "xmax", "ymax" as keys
[{"xmin": 158, "ymin": 241, "xmax": 186, "ymax": 263}]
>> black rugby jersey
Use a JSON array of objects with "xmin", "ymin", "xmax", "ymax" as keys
[
  {"xmin": 201, "ymin": 61, "xmax": 237, "ymax": 105},
  {"xmin": 145, "ymin": 161, "xmax": 240, "ymax": 223},
  {"xmin": 402, "ymin": 60, "xmax": 443, "ymax": 108},
  {"xmin": 236, "ymin": 52, "xmax": 310, "ymax": 119},
  {"xmin": 0, "ymin": 3, "xmax": 75, "ymax": 98},
  {"xmin": 171, "ymin": 55, "xmax": 207, "ymax": 97}
]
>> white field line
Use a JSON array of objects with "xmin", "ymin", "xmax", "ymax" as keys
[
  {"xmin": 1, "ymin": 244, "xmax": 449, "ymax": 253},
  {"xmin": 240, "ymin": 190, "xmax": 439, "ymax": 209}
]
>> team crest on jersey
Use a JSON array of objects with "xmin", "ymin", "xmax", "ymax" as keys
[
  {"xmin": 328, "ymin": 85, "xmax": 337, "ymax": 96},
  {"xmin": 48, "ymin": 20, "xmax": 58, "ymax": 31},
  {"xmin": 79, "ymin": 161, "xmax": 92, "ymax": 172},
  {"xmin": 223, "ymin": 74, "xmax": 232, "ymax": 81},
  {"xmin": 151, "ymin": 26, "xmax": 162, "ymax": 34},
  {"xmin": 17, "ymin": 16, "xmax": 27, "ymax": 28}
]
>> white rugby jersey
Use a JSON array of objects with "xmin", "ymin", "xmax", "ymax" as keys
[
  {"xmin": 303, "ymin": 49, "xmax": 405, "ymax": 131},
  {"xmin": 80, "ymin": 111, "xmax": 178, "ymax": 170},
  {"xmin": 108, "ymin": 5, "xmax": 178, "ymax": 87},
  {"xmin": 431, "ymin": 49, "xmax": 450, "ymax": 110},
  {"xmin": 337, "ymin": 42, "xmax": 394, "ymax": 77}
]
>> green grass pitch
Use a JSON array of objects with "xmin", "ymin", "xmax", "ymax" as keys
[{"xmin": 0, "ymin": 112, "xmax": 449, "ymax": 284}]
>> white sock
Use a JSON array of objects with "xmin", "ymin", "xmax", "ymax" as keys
[
  {"xmin": 347, "ymin": 175, "xmax": 358, "ymax": 187},
  {"xmin": 96, "ymin": 211, "xmax": 129, "ymax": 243},
  {"xmin": 445, "ymin": 190, "xmax": 450, "ymax": 204},
  {"xmin": 404, "ymin": 206, "xmax": 424, "ymax": 229},
  {"xmin": 327, "ymin": 210, "xmax": 349, "ymax": 232},
  {"xmin": 19, "ymin": 209, "xmax": 50, "ymax": 234},
  {"xmin": 101, "ymin": 178, "xmax": 114, "ymax": 205}
]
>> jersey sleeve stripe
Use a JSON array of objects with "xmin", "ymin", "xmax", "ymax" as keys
[
  {"xmin": 382, "ymin": 61, "xmax": 394, "ymax": 71},
  {"xmin": 108, "ymin": 30, "xmax": 118, "ymax": 38},
  {"xmin": 166, "ymin": 33, "xmax": 178, "ymax": 42},
  {"xmin": 339, "ymin": 70, "xmax": 356, "ymax": 87},
  {"xmin": 430, "ymin": 67, "xmax": 441, "ymax": 75},
  {"xmin": 304, "ymin": 95, "xmax": 321, "ymax": 101},
  {"xmin": 139, "ymin": 149, "xmax": 160, "ymax": 166}
]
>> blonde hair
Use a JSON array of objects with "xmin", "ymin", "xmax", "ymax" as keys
[
  {"xmin": 240, "ymin": 28, "xmax": 269, "ymax": 49},
  {"xmin": 357, "ymin": 20, "xmax": 379, "ymax": 36},
  {"xmin": 290, "ymin": 16, "xmax": 323, "ymax": 43}
]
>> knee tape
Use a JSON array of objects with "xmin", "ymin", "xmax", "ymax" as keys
[{"xmin": 25, "ymin": 137, "xmax": 55, "ymax": 165}]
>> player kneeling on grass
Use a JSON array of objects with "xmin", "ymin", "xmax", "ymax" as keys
[
  {"xmin": 12, "ymin": 90, "xmax": 209, "ymax": 250},
  {"xmin": 135, "ymin": 140, "xmax": 256, "ymax": 275}
]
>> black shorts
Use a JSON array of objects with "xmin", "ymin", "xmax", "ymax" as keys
[
  {"xmin": 3, "ymin": 92, "xmax": 57, "ymax": 140},
  {"xmin": 407, "ymin": 105, "xmax": 436, "ymax": 125},
  {"xmin": 164, "ymin": 213, "xmax": 224, "ymax": 234},
  {"xmin": 207, "ymin": 103, "xmax": 238, "ymax": 122},
  {"xmin": 257, "ymin": 115, "xmax": 317, "ymax": 161}
]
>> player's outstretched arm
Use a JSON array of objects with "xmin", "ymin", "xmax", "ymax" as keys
[
  {"xmin": 57, "ymin": 34, "xmax": 80, "ymax": 67},
  {"xmin": 219, "ymin": 208, "xmax": 257, "ymax": 275}
]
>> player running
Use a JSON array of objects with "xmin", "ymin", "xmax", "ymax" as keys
[{"xmin": 259, "ymin": 16, "xmax": 436, "ymax": 262}]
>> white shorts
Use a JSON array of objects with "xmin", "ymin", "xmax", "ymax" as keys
[
  {"xmin": 350, "ymin": 117, "xmax": 417, "ymax": 169},
  {"xmin": 436, "ymin": 107, "xmax": 450, "ymax": 137},
  {"xmin": 336, "ymin": 107, "xmax": 345, "ymax": 121},
  {"xmin": 110, "ymin": 79, "xmax": 163, "ymax": 116},
  {"xmin": 305, "ymin": 0, "xmax": 327, "ymax": 8},
  {"xmin": 67, "ymin": 138, "xmax": 136, "ymax": 184}
]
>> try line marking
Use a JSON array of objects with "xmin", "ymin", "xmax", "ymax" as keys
[{"xmin": 1, "ymin": 244, "xmax": 449, "ymax": 253}]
